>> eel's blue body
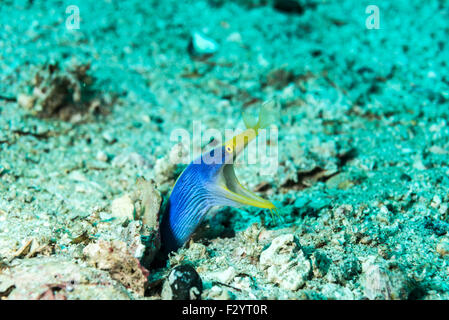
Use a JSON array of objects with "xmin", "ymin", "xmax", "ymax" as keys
[
  {"xmin": 160, "ymin": 102, "xmax": 278, "ymax": 254},
  {"xmin": 160, "ymin": 147, "xmax": 228, "ymax": 253}
]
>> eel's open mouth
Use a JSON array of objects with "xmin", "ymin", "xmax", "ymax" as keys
[{"xmin": 216, "ymin": 164, "xmax": 275, "ymax": 209}]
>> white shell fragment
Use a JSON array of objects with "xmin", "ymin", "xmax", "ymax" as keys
[{"xmin": 189, "ymin": 31, "xmax": 219, "ymax": 56}]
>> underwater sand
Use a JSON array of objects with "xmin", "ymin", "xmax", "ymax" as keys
[{"xmin": 1, "ymin": 0, "xmax": 449, "ymax": 299}]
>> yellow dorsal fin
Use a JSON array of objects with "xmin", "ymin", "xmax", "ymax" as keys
[{"xmin": 243, "ymin": 100, "xmax": 277, "ymax": 134}]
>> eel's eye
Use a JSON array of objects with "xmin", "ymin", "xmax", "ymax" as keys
[{"xmin": 226, "ymin": 145, "xmax": 233, "ymax": 153}]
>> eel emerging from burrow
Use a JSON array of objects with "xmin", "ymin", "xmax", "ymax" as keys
[{"xmin": 160, "ymin": 101, "xmax": 278, "ymax": 254}]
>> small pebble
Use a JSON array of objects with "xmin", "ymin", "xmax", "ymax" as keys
[
  {"xmin": 188, "ymin": 31, "xmax": 219, "ymax": 56},
  {"xmin": 161, "ymin": 264, "xmax": 203, "ymax": 300},
  {"xmin": 437, "ymin": 238, "xmax": 449, "ymax": 256},
  {"xmin": 110, "ymin": 195, "xmax": 135, "ymax": 221},
  {"xmin": 17, "ymin": 93, "xmax": 35, "ymax": 110},
  {"xmin": 210, "ymin": 266, "xmax": 236, "ymax": 285},
  {"xmin": 431, "ymin": 195, "xmax": 442, "ymax": 208},
  {"xmin": 226, "ymin": 32, "xmax": 242, "ymax": 43},
  {"xmin": 96, "ymin": 150, "xmax": 108, "ymax": 162}
]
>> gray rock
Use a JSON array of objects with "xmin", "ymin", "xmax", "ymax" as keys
[
  {"xmin": 436, "ymin": 237, "xmax": 449, "ymax": 256},
  {"xmin": 0, "ymin": 256, "xmax": 132, "ymax": 299},
  {"xmin": 259, "ymin": 234, "xmax": 311, "ymax": 291}
]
